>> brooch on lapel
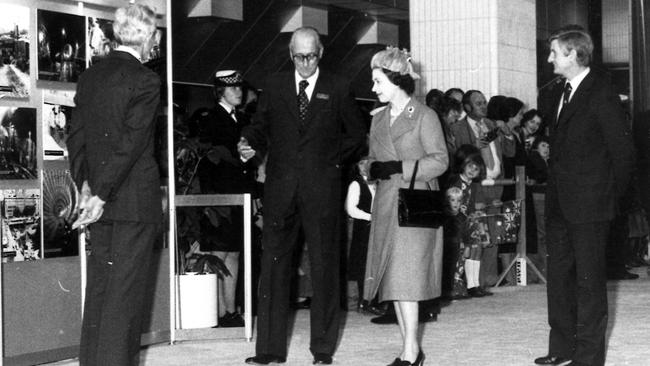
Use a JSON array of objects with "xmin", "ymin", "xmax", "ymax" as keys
[
  {"xmin": 406, "ymin": 105, "xmax": 415, "ymax": 118},
  {"xmin": 316, "ymin": 93, "xmax": 330, "ymax": 100}
]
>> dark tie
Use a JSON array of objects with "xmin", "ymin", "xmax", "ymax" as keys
[
  {"xmin": 298, "ymin": 80, "xmax": 309, "ymax": 122},
  {"xmin": 562, "ymin": 82, "xmax": 573, "ymax": 106},
  {"xmin": 557, "ymin": 82, "xmax": 572, "ymax": 124},
  {"xmin": 230, "ymin": 109, "xmax": 237, "ymax": 122}
]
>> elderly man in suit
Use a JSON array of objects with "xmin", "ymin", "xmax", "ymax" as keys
[
  {"xmin": 534, "ymin": 25, "xmax": 634, "ymax": 366},
  {"xmin": 450, "ymin": 90, "xmax": 515, "ymax": 291},
  {"xmin": 67, "ymin": 4, "xmax": 161, "ymax": 366},
  {"xmin": 238, "ymin": 26, "xmax": 366, "ymax": 365}
]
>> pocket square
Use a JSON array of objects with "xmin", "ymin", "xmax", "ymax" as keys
[{"xmin": 316, "ymin": 93, "xmax": 330, "ymax": 100}]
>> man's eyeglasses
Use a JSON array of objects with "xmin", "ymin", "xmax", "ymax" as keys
[{"xmin": 292, "ymin": 53, "xmax": 319, "ymax": 63}]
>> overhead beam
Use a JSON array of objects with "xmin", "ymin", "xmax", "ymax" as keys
[{"xmin": 281, "ymin": 6, "xmax": 328, "ymax": 35}]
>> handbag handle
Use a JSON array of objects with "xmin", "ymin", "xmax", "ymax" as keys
[{"xmin": 408, "ymin": 160, "xmax": 419, "ymax": 190}]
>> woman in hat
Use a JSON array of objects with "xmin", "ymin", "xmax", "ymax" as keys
[
  {"xmin": 364, "ymin": 47, "xmax": 448, "ymax": 366},
  {"xmin": 196, "ymin": 70, "xmax": 257, "ymax": 327}
]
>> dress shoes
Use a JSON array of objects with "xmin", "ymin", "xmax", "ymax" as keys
[
  {"xmin": 467, "ymin": 287, "xmax": 485, "ymax": 298},
  {"xmin": 370, "ymin": 312, "xmax": 437, "ymax": 324},
  {"xmin": 479, "ymin": 287, "xmax": 494, "ymax": 296},
  {"xmin": 216, "ymin": 311, "xmax": 244, "ymax": 327},
  {"xmin": 371, "ymin": 312, "xmax": 397, "ymax": 324},
  {"xmin": 244, "ymin": 354, "xmax": 286, "ymax": 364},
  {"xmin": 312, "ymin": 353, "xmax": 332, "ymax": 364},
  {"xmin": 533, "ymin": 355, "xmax": 572, "ymax": 365},
  {"xmin": 292, "ymin": 297, "xmax": 311, "ymax": 309},
  {"xmin": 358, "ymin": 300, "xmax": 385, "ymax": 316},
  {"xmin": 607, "ymin": 270, "xmax": 639, "ymax": 280},
  {"xmin": 418, "ymin": 310, "xmax": 438, "ymax": 323}
]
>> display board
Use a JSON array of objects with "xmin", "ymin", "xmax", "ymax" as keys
[{"xmin": 0, "ymin": 1, "xmax": 170, "ymax": 365}]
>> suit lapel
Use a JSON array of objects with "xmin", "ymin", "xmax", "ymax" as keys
[
  {"xmin": 557, "ymin": 71, "xmax": 595, "ymax": 127},
  {"xmin": 280, "ymin": 73, "xmax": 300, "ymax": 122},
  {"xmin": 372, "ymin": 108, "xmax": 397, "ymax": 158},
  {"xmin": 303, "ymin": 74, "xmax": 330, "ymax": 126},
  {"xmin": 390, "ymin": 100, "xmax": 417, "ymax": 142},
  {"xmin": 459, "ymin": 117, "xmax": 477, "ymax": 145}
]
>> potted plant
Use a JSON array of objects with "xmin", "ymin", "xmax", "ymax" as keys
[{"xmin": 176, "ymin": 210, "xmax": 231, "ymax": 329}]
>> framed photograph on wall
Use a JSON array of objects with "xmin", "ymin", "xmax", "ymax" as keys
[
  {"xmin": 87, "ymin": 16, "xmax": 116, "ymax": 66},
  {"xmin": 42, "ymin": 166, "xmax": 79, "ymax": 258},
  {"xmin": 37, "ymin": 9, "xmax": 86, "ymax": 82},
  {"xmin": 0, "ymin": 3, "xmax": 30, "ymax": 98},
  {"xmin": 43, "ymin": 89, "xmax": 75, "ymax": 160},
  {"xmin": 0, "ymin": 106, "xmax": 37, "ymax": 179},
  {"xmin": 1, "ymin": 188, "xmax": 41, "ymax": 263}
]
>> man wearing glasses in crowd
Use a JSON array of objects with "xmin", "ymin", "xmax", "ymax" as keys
[{"xmin": 238, "ymin": 27, "xmax": 366, "ymax": 365}]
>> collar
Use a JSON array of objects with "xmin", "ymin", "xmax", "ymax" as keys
[
  {"xmin": 294, "ymin": 68, "xmax": 319, "ymax": 98},
  {"xmin": 115, "ymin": 45, "xmax": 142, "ymax": 62},
  {"xmin": 218, "ymin": 102, "xmax": 236, "ymax": 115},
  {"xmin": 566, "ymin": 67, "xmax": 590, "ymax": 95},
  {"xmin": 467, "ymin": 116, "xmax": 483, "ymax": 132}
]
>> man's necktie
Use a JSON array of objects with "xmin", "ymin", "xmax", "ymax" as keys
[
  {"xmin": 298, "ymin": 80, "xmax": 309, "ymax": 122},
  {"xmin": 230, "ymin": 109, "xmax": 237, "ymax": 122},
  {"xmin": 557, "ymin": 82, "xmax": 572, "ymax": 124},
  {"xmin": 562, "ymin": 82, "xmax": 572, "ymax": 106}
]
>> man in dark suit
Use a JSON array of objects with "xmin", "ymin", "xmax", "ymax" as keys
[
  {"xmin": 534, "ymin": 25, "xmax": 635, "ymax": 366},
  {"xmin": 67, "ymin": 4, "xmax": 161, "ymax": 366},
  {"xmin": 238, "ymin": 27, "xmax": 366, "ymax": 365}
]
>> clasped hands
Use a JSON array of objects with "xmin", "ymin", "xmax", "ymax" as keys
[
  {"xmin": 369, "ymin": 160, "xmax": 402, "ymax": 180},
  {"xmin": 71, "ymin": 181, "xmax": 106, "ymax": 229}
]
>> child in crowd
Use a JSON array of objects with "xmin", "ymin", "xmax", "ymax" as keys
[
  {"xmin": 447, "ymin": 144, "xmax": 488, "ymax": 298},
  {"xmin": 443, "ymin": 187, "xmax": 469, "ymax": 299},
  {"xmin": 345, "ymin": 157, "xmax": 380, "ymax": 314}
]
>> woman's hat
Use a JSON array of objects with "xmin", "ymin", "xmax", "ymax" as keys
[{"xmin": 214, "ymin": 70, "xmax": 243, "ymax": 87}]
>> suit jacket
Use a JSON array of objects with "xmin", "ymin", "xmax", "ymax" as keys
[
  {"xmin": 241, "ymin": 70, "xmax": 366, "ymax": 229},
  {"xmin": 450, "ymin": 116, "xmax": 516, "ymax": 174},
  {"xmin": 68, "ymin": 50, "xmax": 162, "ymax": 223},
  {"xmin": 196, "ymin": 105, "xmax": 257, "ymax": 195},
  {"xmin": 544, "ymin": 70, "xmax": 635, "ymax": 223}
]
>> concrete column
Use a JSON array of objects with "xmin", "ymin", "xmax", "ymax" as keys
[{"xmin": 409, "ymin": 0, "xmax": 537, "ymax": 107}]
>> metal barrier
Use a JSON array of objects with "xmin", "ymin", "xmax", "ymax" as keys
[
  {"xmin": 173, "ymin": 194, "xmax": 253, "ymax": 342},
  {"xmin": 482, "ymin": 166, "xmax": 546, "ymax": 286}
]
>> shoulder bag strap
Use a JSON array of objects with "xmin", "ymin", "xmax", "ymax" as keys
[{"xmin": 409, "ymin": 160, "xmax": 419, "ymax": 190}]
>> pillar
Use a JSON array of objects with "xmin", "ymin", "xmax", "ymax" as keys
[{"xmin": 409, "ymin": 0, "xmax": 537, "ymax": 107}]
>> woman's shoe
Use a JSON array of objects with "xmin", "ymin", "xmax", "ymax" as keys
[
  {"xmin": 386, "ymin": 357, "xmax": 402, "ymax": 366},
  {"xmin": 407, "ymin": 350, "xmax": 425, "ymax": 366}
]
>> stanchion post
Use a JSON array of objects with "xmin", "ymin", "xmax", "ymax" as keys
[
  {"xmin": 243, "ymin": 194, "xmax": 253, "ymax": 342},
  {"xmin": 1, "ymin": 215, "xmax": 4, "ymax": 366},
  {"xmin": 494, "ymin": 166, "xmax": 546, "ymax": 286}
]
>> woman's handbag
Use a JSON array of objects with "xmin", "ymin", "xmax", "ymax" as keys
[{"xmin": 397, "ymin": 160, "xmax": 445, "ymax": 228}]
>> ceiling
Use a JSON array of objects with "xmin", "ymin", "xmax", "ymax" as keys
[{"xmin": 171, "ymin": 0, "xmax": 409, "ymax": 100}]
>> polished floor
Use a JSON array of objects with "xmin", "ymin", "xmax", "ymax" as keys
[{"xmin": 49, "ymin": 266, "xmax": 650, "ymax": 366}]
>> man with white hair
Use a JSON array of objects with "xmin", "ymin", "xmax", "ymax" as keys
[{"xmin": 68, "ymin": 3, "xmax": 161, "ymax": 365}]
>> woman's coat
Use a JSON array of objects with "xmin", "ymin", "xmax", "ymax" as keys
[{"xmin": 364, "ymin": 98, "xmax": 449, "ymax": 301}]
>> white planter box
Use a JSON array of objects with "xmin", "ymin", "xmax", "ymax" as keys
[{"xmin": 178, "ymin": 273, "xmax": 218, "ymax": 329}]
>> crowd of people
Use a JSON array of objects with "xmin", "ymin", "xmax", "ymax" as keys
[{"xmin": 70, "ymin": 4, "xmax": 647, "ymax": 365}]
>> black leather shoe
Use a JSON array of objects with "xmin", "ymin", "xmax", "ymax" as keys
[
  {"xmin": 292, "ymin": 297, "xmax": 311, "ymax": 309},
  {"xmin": 371, "ymin": 312, "xmax": 398, "ymax": 324},
  {"xmin": 312, "ymin": 353, "xmax": 332, "ymax": 364},
  {"xmin": 533, "ymin": 355, "xmax": 571, "ymax": 365},
  {"xmin": 479, "ymin": 287, "xmax": 494, "ymax": 296},
  {"xmin": 467, "ymin": 287, "xmax": 485, "ymax": 298},
  {"xmin": 410, "ymin": 350, "xmax": 425, "ymax": 366},
  {"xmin": 418, "ymin": 311, "xmax": 438, "ymax": 323},
  {"xmin": 387, "ymin": 357, "xmax": 402, "ymax": 366},
  {"xmin": 244, "ymin": 354, "xmax": 286, "ymax": 364},
  {"xmin": 608, "ymin": 270, "xmax": 639, "ymax": 280},
  {"xmin": 359, "ymin": 300, "xmax": 386, "ymax": 316}
]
